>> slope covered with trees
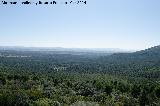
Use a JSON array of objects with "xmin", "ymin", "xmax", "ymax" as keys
[
  {"xmin": 0, "ymin": 46, "xmax": 160, "ymax": 106},
  {"xmin": 98, "ymin": 45, "xmax": 160, "ymax": 79}
]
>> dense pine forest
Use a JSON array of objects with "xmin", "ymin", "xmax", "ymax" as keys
[{"xmin": 0, "ymin": 46, "xmax": 160, "ymax": 106}]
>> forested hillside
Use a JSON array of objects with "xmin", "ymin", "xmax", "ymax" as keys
[
  {"xmin": 0, "ymin": 46, "xmax": 160, "ymax": 106},
  {"xmin": 98, "ymin": 45, "xmax": 160, "ymax": 79}
]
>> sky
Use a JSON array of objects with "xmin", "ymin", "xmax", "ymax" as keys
[{"xmin": 0, "ymin": 0, "xmax": 160, "ymax": 50}]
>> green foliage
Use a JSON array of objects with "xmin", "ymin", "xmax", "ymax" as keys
[
  {"xmin": 33, "ymin": 98, "xmax": 60, "ymax": 106},
  {"xmin": 131, "ymin": 85, "xmax": 141, "ymax": 98},
  {"xmin": 155, "ymin": 86, "xmax": 160, "ymax": 98},
  {"xmin": 104, "ymin": 84, "xmax": 112, "ymax": 95},
  {"xmin": 0, "ymin": 90, "xmax": 30, "ymax": 106},
  {"xmin": 71, "ymin": 101, "xmax": 99, "ymax": 106},
  {"xmin": 117, "ymin": 81, "xmax": 130, "ymax": 93},
  {"xmin": 0, "ymin": 77, "xmax": 6, "ymax": 85},
  {"xmin": 0, "ymin": 47, "xmax": 160, "ymax": 105}
]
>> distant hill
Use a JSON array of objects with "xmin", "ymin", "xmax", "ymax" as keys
[
  {"xmin": 99, "ymin": 45, "xmax": 160, "ymax": 78},
  {"xmin": 107, "ymin": 45, "xmax": 160, "ymax": 62},
  {"xmin": 0, "ymin": 46, "xmax": 132, "ymax": 57},
  {"xmin": 0, "ymin": 46, "xmax": 130, "ymax": 53}
]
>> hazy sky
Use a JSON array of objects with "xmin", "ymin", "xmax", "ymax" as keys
[{"xmin": 0, "ymin": 0, "xmax": 160, "ymax": 50}]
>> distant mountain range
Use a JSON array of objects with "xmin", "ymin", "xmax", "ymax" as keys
[{"xmin": 0, "ymin": 46, "xmax": 133, "ymax": 53}]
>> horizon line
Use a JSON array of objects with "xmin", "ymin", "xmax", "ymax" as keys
[{"xmin": 0, "ymin": 45, "xmax": 154, "ymax": 52}]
